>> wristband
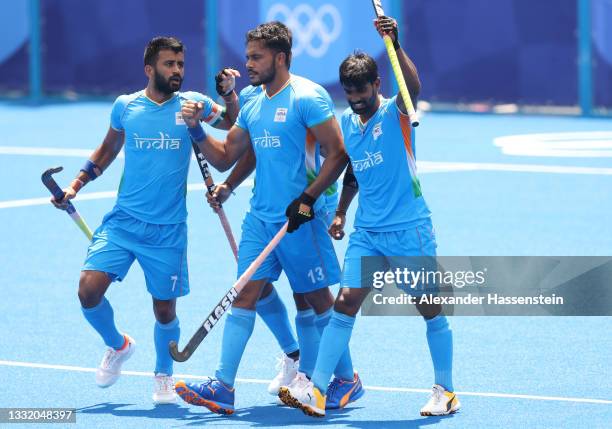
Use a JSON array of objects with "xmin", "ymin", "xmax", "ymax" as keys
[
  {"xmin": 335, "ymin": 209, "xmax": 346, "ymax": 216},
  {"xmin": 69, "ymin": 178, "xmax": 84, "ymax": 193},
  {"xmin": 80, "ymin": 160, "xmax": 102, "ymax": 180},
  {"xmin": 187, "ymin": 122, "xmax": 206, "ymax": 142},
  {"xmin": 223, "ymin": 92, "xmax": 238, "ymax": 104},
  {"xmin": 299, "ymin": 191, "xmax": 316, "ymax": 206}
]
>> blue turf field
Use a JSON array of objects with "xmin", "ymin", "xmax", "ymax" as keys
[{"xmin": 1, "ymin": 102, "xmax": 611, "ymax": 428}]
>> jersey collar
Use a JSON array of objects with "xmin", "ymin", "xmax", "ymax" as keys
[
  {"xmin": 357, "ymin": 95, "xmax": 386, "ymax": 132},
  {"xmin": 263, "ymin": 75, "xmax": 292, "ymax": 99},
  {"xmin": 143, "ymin": 90, "xmax": 178, "ymax": 106}
]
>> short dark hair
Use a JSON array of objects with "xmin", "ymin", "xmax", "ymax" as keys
[
  {"xmin": 144, "ymin": 36, "xmax": 184, "ymax": 66},
  {"xmin": 246, "ymin": 21, "xmax": 292, "ymax": 68},
  {"xmin": 339, "ymin": 51, "xmax": 379, "ymax": 88}
]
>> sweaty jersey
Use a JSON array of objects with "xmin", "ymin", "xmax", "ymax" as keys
[
  {"xmin": 235, "ymin": 75, "xmax": 335, "ymax": 223},
  {"xmin": 341, "ymin": 95, "xmax": 431, "ymax": 232},
  {"xmin": 110, "ymin": 90, "xmax": 223, "ymax": 224}
]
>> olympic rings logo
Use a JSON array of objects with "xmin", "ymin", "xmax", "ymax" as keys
[{"xmin": 266, "ymin": 3, "xmax": 342, "ymax": 58}]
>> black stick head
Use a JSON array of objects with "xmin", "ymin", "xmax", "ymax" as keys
[
  {"xmin": 41, "ymin": 166, "xmax": 64, "ymax": 183},
  {"xmin": 169, "ymin": 340, "xmax": 190, "ymax": 362}
]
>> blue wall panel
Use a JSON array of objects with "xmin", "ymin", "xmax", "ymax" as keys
[
  {"xmin": 40, "ymin": 0, "xmax": 206, "ymax": 96},
  {"xmin": 0, "ymin": 1, "xmax": 31, "ymax": 94},
  {"xmin": 403, "ymin": 0, "xmax": 578, "ymax": 106},
  {"xmin": 592, "ymin": 0, "xmax": 612, "ymax": 109}
]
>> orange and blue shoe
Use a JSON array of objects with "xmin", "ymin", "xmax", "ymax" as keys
[
  {"xmin": 325, "ymin": 372, "xmax": 365, "ymax": 410},
  {"xmin": 175, "ymin": 377, "xmax": 235, "ymax": 415}
]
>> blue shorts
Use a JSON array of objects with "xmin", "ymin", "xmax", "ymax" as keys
[
  {"xmin": 237, "ymin": 212, "xmax": 341, "ymax": 293},
  {"xmin": 341, "ymin": 219, "xmax": 437, "ymax": 289},
  {"xmin": 83, "ymin": 208, "xmax": 189, "ymax": 300}
]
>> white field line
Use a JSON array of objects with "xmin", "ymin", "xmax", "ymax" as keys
[
  {"xmin": 3, "ymin": 145, "xmax": 612, "ymax": 174},
  {"xmin": 3, "ymin": 145, "xmax": 612, "ymax": 210},
  {"xmin": 0, "ymin": 181, "xmax": 254, "ymax": 210},
  {"xmin": 0, "ymin": 359, "xmax": 610, "ymax": 405}
]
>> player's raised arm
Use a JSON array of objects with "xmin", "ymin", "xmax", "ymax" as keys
[
  {"xmin": 374, "ymin": 15, "xmax": 420, "ymax": 113},
  {"xmin": 213, "ymin": 67, "xmax": 242, "ymax": 130},
  {"xmin": 304, "ymin": 117, "xmax": 349, "ymax": 199},
  {"xmin": 181, "ymin": 100, "xmax": 250, "ymax": 172}
]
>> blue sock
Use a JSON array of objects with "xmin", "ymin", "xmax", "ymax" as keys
[
  {"xmin": 312, "ymin": 311, "xmax": 356, "ymax": 391},
  {"xmin": 154, "ymin": 318, "xmax": 180, "ymax": 376},
  {"xmin": 81, "ymin": 297, "xmax": 124, "ymax": 349},
  {"xmin": 315, "ymin": 309, "xmax": 354, "ymax": 381},
  {"xmin": 256, "ymin": 288, "xmax": 299, "ymax": 354},
  {"xmin": 215, "ymin": 307, "xmax": 256, "ymax": 387},
  {"xmin": 295, "ymin": 309, "xmax": 318, "ymax": 378},
  {"xmin": 425, "ymin": 315, "xmax": 454, "ymax": 392}
]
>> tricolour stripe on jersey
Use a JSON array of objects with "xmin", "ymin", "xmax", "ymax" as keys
[
  {"xmin": 399, "ymin": 113, "xmax": 422, "ymax": 197},
  {"xmin": 203, "ymin": 103, "xmax": 224, "ymax": 125}
]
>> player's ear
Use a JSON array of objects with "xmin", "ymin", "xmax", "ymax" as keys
[
  {"xmin": 373, "ymin": 77, "xmax": 381, "ymax": 92},
  {"xmin": 276, "ymin": 52, "xmax": 288, "ymax": 68},
  {"xmin": 144, "ymin": 64, "xmax": 153, "ymax": 79}
]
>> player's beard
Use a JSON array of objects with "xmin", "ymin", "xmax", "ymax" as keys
[
  {"xmin": 349, "ymin": 88, "xmax": 378, "ymax": 116},
  {"xmin": 248, "ymin": 59, "xmax": 276, "ymax": 86},
  {"xmin": 154, "ymin": 70, "xmax": 182, "ymax": 95}
]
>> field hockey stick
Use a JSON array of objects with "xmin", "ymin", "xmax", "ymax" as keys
[
  {"xmin": 41, "ymin": 167, "xmax": 93, "ymax": 241},
  {"xmin": 192, "ymin": 142, "xmax": 239, "ymax": 260},
  {"xmin": 371, "ymin": 0, "xmax": 419, "ymax": 127},
  {"xmin": 169, "ymin": 222, "xmax": 288, "ymax": 362}
]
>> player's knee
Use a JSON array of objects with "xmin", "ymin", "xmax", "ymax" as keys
[
  {"xmin": 292, "ymin": 292, "xmax": 311, "ymax": 311},
  {"xmin": 233, "ymin": 284, "xmax": 263, "ymax": 310},
  {"xmin": 303, "ymin": 288, "xmax": 334, "ymax": 313},
  {"xmin": 153, "ymin": 299, "xmax": 176, "ymax": 323},
  {"xmin": 334, "ymin": 288, "xmax": 368, "ymax": 317},
  {"xmin": 259, "ymin": 282, "xmax": 274, "ymax": 300},
  {"xmin": 333, "ymin": 299, "xmax": 360, "ymax": 317},
  {"xmin": 78, "ymin": 271, "xmax": 108, "ymax": 308},
  {"xmin": 416, "ymin": 302, "xmax": 442, "ymax": 319}
]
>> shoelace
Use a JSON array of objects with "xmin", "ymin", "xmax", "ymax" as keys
[
  {"xmin": 100, "ymin": 348, "xmax": 120, "ymax": 369},
  {"xmin": 275, "ymin": 355, "xmax": 287, "ymax": 373},
  {"xmin": 327, "ymin": 377, "xmax": 341, "ymax": 398},
  {"xmin": 432, "ymin": 386, "xmax": 444, "ymax": 403},
  {"xmin": 156, "ymin": 377, "xmax": 174, "ymax": 392},
  {"xmin": 294, "ymin": 373, "xmax": 310, "ymax": 389},
  {"xmin": 275, "ymin": 355, "xmax": 294, "ymax": 377}
]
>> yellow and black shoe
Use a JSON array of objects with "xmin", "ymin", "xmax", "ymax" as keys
[
  {"xmin": 420, "ymin": 384, "xmax": 461, "ymax": 416},
  {"xmin": 279, "ymin": 380, "xmax": 326, "ymax": 417}
]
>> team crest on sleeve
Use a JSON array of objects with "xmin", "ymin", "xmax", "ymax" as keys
[
  {"xmin": 175, "ymin": 111, "xmax": 185, "ymax": 125},
  {"xmin": 274, "ymin": 107, "xmax": 288, "ymax": 122},
  {"xmin": 372, "ymin": 122, "xmax": 383, "ymax": 140}
]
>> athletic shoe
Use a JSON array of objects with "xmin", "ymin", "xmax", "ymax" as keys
[
  {"xmin": 95, "ymin": 334, "xmax": 135, "ymax": 388},
  {"xmin": 175, "ymin": 378, "xmax": 235, "ymax": 415},
  {"xmin": 267, "ymin": 354, "xmax": 299, "ymax": 395},
  {"xmin": 420, "ymin": 384, "xmax": 461, "ymax": 416},
  {"xmin": 325, "ymin": 372, "xmax": 365, "ymax": 409},
  {"xmin": 153, "ymin": 373, "xmax": 177, "ymax": 404},
  {"xmin": 279, "ymin": 379, "xmax": 326, "ymax": 417},
  {"xmin": 276, "ymin": 370, "xmax": 309, "ymax": 406}
]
